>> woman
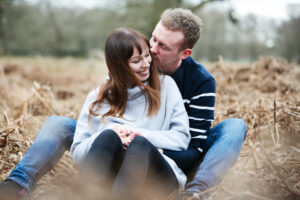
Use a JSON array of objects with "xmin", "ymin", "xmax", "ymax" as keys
[{"xmin": 70, "ymin": 28, "xmax": 190, "ymax": 199}]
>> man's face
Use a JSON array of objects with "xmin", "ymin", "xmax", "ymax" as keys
[{"xmin": 150, "ymin": 21, "xmax": 185, "ymax": 74}]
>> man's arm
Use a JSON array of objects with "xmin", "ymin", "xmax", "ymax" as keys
[
  {"xmin": 162, "ymin": 78, "xmax": 216, "ymax": 171},
  {"xmin": 186, "ymin": 78, "xmax": 216, "ymax": 153}
]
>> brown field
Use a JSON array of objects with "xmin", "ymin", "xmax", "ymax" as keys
[{"xmin": 0, "ymin": 56, "xmax": 299, "ymax": 200}]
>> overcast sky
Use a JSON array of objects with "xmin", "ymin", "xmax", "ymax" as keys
[
  {"xmin": 229, "ymin": 0, "xmax": 299, "ymax": 20},
  {"xmin": 27, "ymin": 0, "xmax": 300, "ymax": 21}
]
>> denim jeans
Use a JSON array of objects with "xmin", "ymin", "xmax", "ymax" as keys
[
  {"xmin": 6, "ymin": 116, "xmax": 76, "ymax": 194},
  {"xmin": 184, "ymin": 118, "xmax": 247, "ymax": 198},
  {"xmin": 7, "ymin": 116, "xmax": 246, "ymax": 197}
]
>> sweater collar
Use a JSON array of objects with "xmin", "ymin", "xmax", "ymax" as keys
[{"xmin": 127, "ymin": 81, "xmax": 148, "ymax": 100}]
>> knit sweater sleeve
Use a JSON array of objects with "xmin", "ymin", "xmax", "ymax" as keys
[
  {"xmin": 188, "ymin": 78, "xmax": 216, "ymax": 152},
  {"xmin": 70, "ymin": 88, "xmax": 101, "ymax": 164},
  {"xmin": 136, "ymin": 76, "xmax": 191, "ymax": 151}
]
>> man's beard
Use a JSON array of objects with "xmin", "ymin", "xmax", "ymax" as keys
[{"xmin": 155, "ymin": 57, "xmax": 179, "ymax": 74}]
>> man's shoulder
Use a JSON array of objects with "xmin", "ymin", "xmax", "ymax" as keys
[{"xmin": 181, "ymin": 57, "xmax": 214, "ymax": 82}]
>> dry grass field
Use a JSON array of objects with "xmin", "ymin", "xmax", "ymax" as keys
[{"xmin": 0, "ymin": 56, "xmax": 299, "ymax": 200}]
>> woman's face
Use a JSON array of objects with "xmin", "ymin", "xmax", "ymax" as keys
[{"xmin": 128, "ymin": 44, "xmax": 152, "ymax": 82}]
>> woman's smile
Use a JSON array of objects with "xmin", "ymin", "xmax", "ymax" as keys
[{"xmin": 137, "ymin": 68, "xmax": 150, "ymax": 76}]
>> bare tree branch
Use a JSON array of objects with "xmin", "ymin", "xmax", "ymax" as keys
[{"xmin": 188, "ymin": 0, "xmax": 225, "ymax": 12}]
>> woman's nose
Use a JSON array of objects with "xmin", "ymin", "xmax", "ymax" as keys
[{"xmin": 143, "ymin": 58, "xmax": 150, "ymax": 67}]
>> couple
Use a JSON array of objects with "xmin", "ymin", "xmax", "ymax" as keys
[{"xmin": 0, "ymin": 8, "xmax": 247, "ymax": 200}]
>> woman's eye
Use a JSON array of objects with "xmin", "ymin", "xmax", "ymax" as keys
[
  {"xmin": 133, "ymin": 60, "xmax": 140, "ymax": 64},
  {"xmin": 145, "ymin": 53, "xmax": 150, "ymax": 57}
]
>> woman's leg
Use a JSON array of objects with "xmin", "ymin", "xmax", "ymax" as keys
[
  {"xmin": 80, "ymin": 129, "xmax": 125, "ymax": 188},
  {"xmin": 112, "ymin": 136, "xmax": 178, "ymax": 200}
]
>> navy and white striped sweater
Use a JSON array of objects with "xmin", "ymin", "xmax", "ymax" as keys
[{"xmin": 171, "ymin": 56, "xmax": 216, "ymax": 153}]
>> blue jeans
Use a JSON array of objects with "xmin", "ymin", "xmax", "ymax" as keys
[
  {"xmin": 7, "ymin": 116, "xmax": 246, "ymax": 196},
  {"xmin": 185, "ymin": 118, "xmax": 247, "ymax": 198},
  {"xmin": 6, "ymin": 116, "xmax": 77, "ymax": 194}
]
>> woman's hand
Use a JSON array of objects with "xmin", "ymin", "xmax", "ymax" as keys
[{"xmin": 112, "ymin": 124, "xmax": 140, "ymax": 148}]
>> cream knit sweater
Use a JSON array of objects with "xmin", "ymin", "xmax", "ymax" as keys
[{"xmin": 71, "ymin": 75, "xmax": 190, "ymax": 189}]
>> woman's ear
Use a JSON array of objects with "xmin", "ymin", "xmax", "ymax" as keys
[{"xmin": 180, "ymin": 48, "xmax": 192, "ymax": 60}]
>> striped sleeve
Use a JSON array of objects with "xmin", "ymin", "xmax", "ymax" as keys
[{"xmin": 186, "ymin": 78, "xmax": 216, "ymax": 152}]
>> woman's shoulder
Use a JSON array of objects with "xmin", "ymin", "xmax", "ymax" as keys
[
  {"xmin": 159, "ymin": 74, "xmax": 177, "ymax": 88},
  {"xmin": 158, "ymin": 75, "xmax": 181, "ymax": 101},
  {"xmin": 85, "ymin": 87, "xmax": 100, "ymax": 101}
]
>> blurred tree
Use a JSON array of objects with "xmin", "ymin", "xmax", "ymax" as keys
[
  {"xmin": 0, "ymin": 0, "xmax": 16, "ymax": 54},
  {"xmin": 121, "ymin": 0, "xmax": 228, "ymax": 39},
  {"xmin": 188, "ymin": 0, "xmax": 224, "ymax": 12},
  {"xmin": 193, "ymin": 9, "xmax": 269, "ymax": 62},
  {"xmin": 4, "ymin": 1, "xmax": 53, "ymax": 55},
  {"xmin": 123, "ymin": 0, "xmax": 179, "ymax": 37},
  {"xmin": 0, "ymin": 0, "xmax": 283, "ymax": 62},
  {"xmin": 44, "ymin": 0, "xmax": 63, "ymax": 56},
  {"xmin": 194, "ymin": 8, "xmax": 227, "ymax": 61},
  {"xmin": 276, "ymin": 4, "xmax": 300, "ymax": 63}
]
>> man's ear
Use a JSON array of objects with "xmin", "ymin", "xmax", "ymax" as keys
[{"xmin": 180, "ymin": 48, "xmax": 192, "ymax": 60}]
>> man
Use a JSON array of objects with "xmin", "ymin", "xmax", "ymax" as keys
[{"xmin": 0, "ymin": 8, "xmax": 246, "ymax": 200}]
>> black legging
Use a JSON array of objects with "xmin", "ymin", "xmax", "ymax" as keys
[{"xmin": 82, "ymin": 129, "xmax": 178, "ymax": 200}]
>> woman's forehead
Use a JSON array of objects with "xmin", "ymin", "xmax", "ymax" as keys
[{"xmin": 134, "ymin": 41, "xmax": 149, "ymax": 53}]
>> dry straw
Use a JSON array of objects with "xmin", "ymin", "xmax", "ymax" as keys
[{"xmin": 0, "ymin": 56, "xmax": 299, "ymax": 200}]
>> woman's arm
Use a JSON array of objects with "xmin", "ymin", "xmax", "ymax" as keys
[{"xmin": 70, "ymin": 88, "xmax": 101, "ymax": 163}]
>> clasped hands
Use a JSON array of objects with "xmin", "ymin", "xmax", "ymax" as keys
[{"xmin": 112, "ymin": 124, "xmax": 140, "ymax": 149}]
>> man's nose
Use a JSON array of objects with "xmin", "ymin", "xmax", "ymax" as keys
[{"xmin": 150, "ymin": 43, "xmax": 158, "ymax": 54}]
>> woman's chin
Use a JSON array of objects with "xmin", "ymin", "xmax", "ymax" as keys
[{"xmin": 138, "ymin": 74, "xmax": 150, "ymax": 82}]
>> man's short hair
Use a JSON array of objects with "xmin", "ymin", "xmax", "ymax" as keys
[{"xmin": 160, "ymin": 8, "xmax": 202, "ymax": 50}]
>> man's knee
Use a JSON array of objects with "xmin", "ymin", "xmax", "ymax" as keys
[
  {"xmin": 41, "ymin": 115, "xmax": 76, "ymax": 140},
  {"xmin": 46, "ymin": 115, "xmax": 76, "ymax": 129},
  {"xmin": 221, "ymin": 118, "xmax": 247, "ymax": 141}
]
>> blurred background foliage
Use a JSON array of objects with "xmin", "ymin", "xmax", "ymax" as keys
[{"xmin": 0, "ymin": 0, "xmax": 299, "ymax": 62}]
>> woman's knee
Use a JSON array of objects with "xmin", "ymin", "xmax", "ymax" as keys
[
  {"xmin": 87, "ymin": 130, "xmax": 123, "ymax": 167},
  {"xmin": 129, "ymin": 136, "xmax": 154, "ymax": 150},
  {"xmin": 92, "ymin": 129, "xmax": 122, "ymax": 148},
  {"xmin": 125, "ymin": 136, "xmax": 156, "ymax": 157}
]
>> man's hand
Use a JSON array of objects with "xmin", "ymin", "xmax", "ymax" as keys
[{"xmin": 112, "ymin": 124, "xmax": 140, "ymax": 148}]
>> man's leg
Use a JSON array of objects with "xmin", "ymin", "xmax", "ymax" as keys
[
  {"xmin": 163, "ymin": 147, "xmax": 201, "ymax": 175},
  {"xmin": 0, "ymin": 115, "xmax": 76, "ymax": 195},
  {"xmin": 182, "ymin": 118, "xmax": 247, "ymax": 199}
]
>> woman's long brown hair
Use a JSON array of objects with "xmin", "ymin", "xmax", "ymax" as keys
[{"xmin": 89, "ymin": 28, "xmax": 161, "ymax": 121}]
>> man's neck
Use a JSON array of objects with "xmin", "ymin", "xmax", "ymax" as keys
[{"xmin": 168, "ymin": 59, "xmax": 182, "ymax": 75}]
